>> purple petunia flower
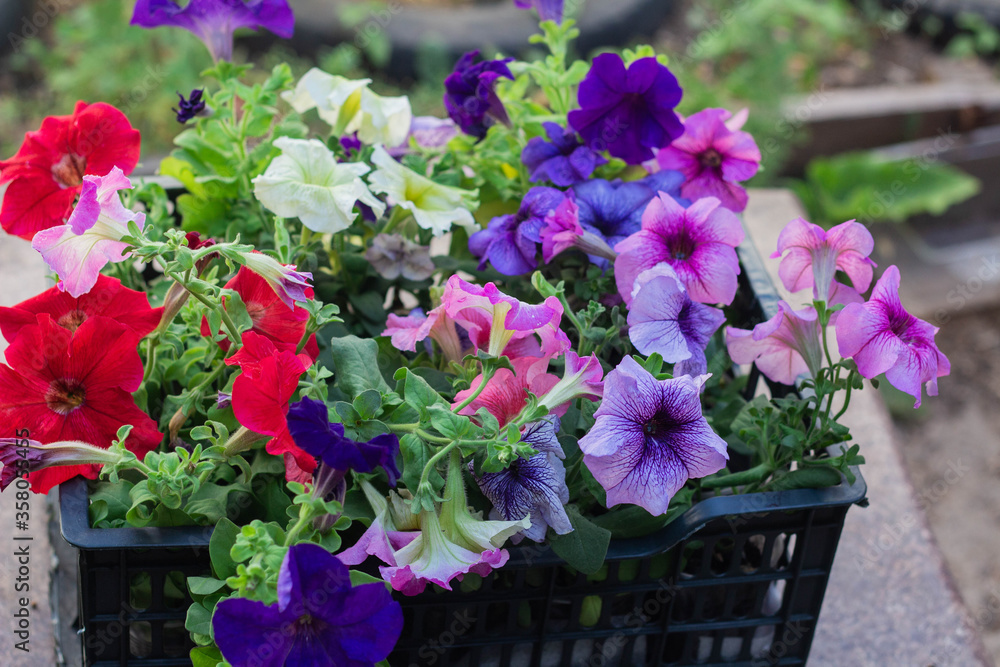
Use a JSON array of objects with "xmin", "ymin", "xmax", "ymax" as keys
[
  {"xmin": 570, "ymin": 170, "xmax": 686, "ymax": 267},
  {"xmin": 726, "ymin": 301, "xmax": 824, "ymax": 386},
  {"xmin": 444, "ymin": 50, "xmax": 515, "ymax": 140},
  {"xmin": 627, "ymin": 265, "xmax": 726, "ymax": 377},
  {"xmin": 568, "ymin": 53, "xmax": 684, "ymax": 165},
  {"xmin": 614, "ymin": 194, "xmax": 744, "ymax": 306},
  {"xmin": 578, "ymin": 356, "xmax": 728, "ymax": 515},
  {"xmin": 836, "ymin": 266, "xmax": 950, "ymax": 407},
  {"xmin": 213, "ymin": 543, "xmax": 402, "ymax": 667},
  {"xmin": 173, "ymin": 89, "xmax": 206, "ymax": 123},
  {"xmin": 476, "ymin": 417, "xmax": 573, "ymax": 543},
  {"xmin": 513, "ymin": 0, "xmax": 564, "ymax": 23},
  {"xmin": 287, "ymin": 396, "xmax": 401, "ymax": 485},
  {"xmin": 469, "ymin": 187, "xmax": 565, "ymax": 275},
  {"xmin": 130, "ymin": 0, "xmax": 294, "ymax": 63},
  {"xmin": 522, "ymin": 123, "xmax": 607, "ymax": 187},
  {"xmin": 655, "ymin": 108, "xmax": 761, "ymax": 212}
]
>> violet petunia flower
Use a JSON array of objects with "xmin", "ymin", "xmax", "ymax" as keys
[
  {"xmin": 444, "ymin": 50, "xmax": 515, "ymax": 140},
  {"xmin": 655, "ymin": 108, "xmax": 761, "ymax": 212},
  {"xmin": 0, "ymin": 438, "xmax": 121, "ymax": 492},
  {"xmin": 627, "ymin": 265, "xmax": 726, "ymax": 377},
  {"xmin": 213, "ymin": 543, "xmax": 402, "ymax": 667},
  {"xmin": 836, "ymin": 266, "xmax": 950, "ymax": 407},
  {"xmin": 476, "ymin": 417, "xmax": 573, "ymax": 543},
  {"xmin": 614, "ymin": 194, "xmax": 744, "ymax": 306},
  {"xmin": 131, "ymin": 0, "xmax": 294, "ymax": 63},
  {"xmin": 571, "ymin": 170, "xmax": 685, "ymax": 267},
  {"xmin": 287, "ymin": 396, "xmax": 401, "ymax": 485},
  {"xmin": 513, "ymin": 0, "xmax": 563, "ymax": 23},
  {"xmin": 568, "ymin": 53, "xmax": 684, "ymax": 165},
  {"xmin": 522, "ymin": 123, "xmax": 606, "ymax": 187},
  {"xmin": 725, "ymin": 301, "xmax": 824, "ymax": 386},
  {"xmin": 771, "ymin": 217, "xmax": 876, "ymax": 305},
  {"xmin": 578, "ymin": 356, "xmax": 728, "ymax": 516},
  {"xmin": 469, "ymin": 187, "xmax": 565, "ymax": 275},
  {"xmin": 173, "ymin": 89, "xmax": 206, "ymax": 123}
]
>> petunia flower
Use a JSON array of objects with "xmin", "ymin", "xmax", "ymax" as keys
[
  {"xmin": 474, "ymin": 417, "xmax": 572, "ymax": 542},
  {"xmin": 282, "ymin": 68, "xmax": 413, "ymax": 147},
  {"xmin": 614, "ymin": 194, "xmax": 744, "ymax": 306},
  {"xmin": 567, "ymin": 53, "xmax": 684, "ymax": 165},
  {"xmin": 173, "ymin": 89, "xmax": 207, "ymax": 123},
  {"xmin": 235, "ymin": 250, "xmax": 313, "ymax": 309},
  {"xmin": 287, "ymin": 396, "xmax": 401, "ymax": 485},
  {"xmin": 338, "ymin": 481, "xmax": 420, "ymax": 568},
  {"xmin": 469, "ymin": 187, "xmax": 565, "ymax": 275},
  {"xmin": 390, "ymin": 116, "xmax": 459, "ymax": 155},
  {"xmin": 513, "ymin": 0, "xmax": 564, "ymax": 23},
  {"xmin": 130, "ymin": 0, "xmax": 294, "ymax": 63},
  {"xmin": 225, "ymin": 331, "xmax": 314, "ymax": 477},
  {"xmin": 453, "ymin": 356, "xmax": 562, "ymax": 427},
  {"xmin": 252, "ymin": 137, "xmax": 386, "ymax": 234},
  {"xmin": 383, "ymin": 305, "xmax": 468, "ymax": 364},
  {"xmin": 0, "ymin": 438, "xmax": 122, "ymax": 492},
  {"xmin": 725, "ymin": 301, "xmax": 825, "ymax": 386},
  {"xmin": 570, "ymin": 170, "xmax": 685, "ymax": 267},
  {"xmin": 31, "ymin": 168, "xmax": 144, "ymax": 298},
  {"xmin": 0, "ymin": 315, "xmax": 162, "ymax": 493},
  {"xmin": 538, "ymin": 352, "xmax": 604, "ymax": 413},
  {"xmin": 655, "ymin": 108, "xmax": 761, "ymax": 212},
  {"xmin": 213, "ymin": 543, "xmax": 402, "ymax": 667},
  {"xmin": 364, "ymin": 233, "xmax": 435, "ymax": 281},
  {"xmin": 627, "ymin": 264, "xmax": 726, "ymax": 377},
  {"xmin": 441, "ymin": 276, "xmax": 570, "ymax": 360},
  {"xmin": 444, "ymin": 50, "xmax": 515, "ymax": 139},
  {"xmin": 521, "ymin": 123, "xmax": 606, "ymax": 187},
  {"xmin": 367, "ymin": 145, "xmax": 478, "ymax": 236},
  {"xmin": 771, "ymin": 217, "xmax": 876, "ymax": 304},
  {"xmin": 836, "ymin": 266, "xmax": 950, "ymax": 408},
  {"xmin": 539, "ymin": 196, "xmax": 617, "ymax": 264},
  {"xmin": 0, "ymin": 274, "xmax": 161, "ymax": 343},
  {"xmin": 0, "ymin": 101, "xmax": 140, "ymax": 241},
  {"xmin": 578, "ymin": 356, "xmax": 728, "ymax": 516}
]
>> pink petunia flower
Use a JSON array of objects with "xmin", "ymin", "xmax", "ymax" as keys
[
  {"xmin": 538, "ymin": 352, "xmax": 604, "ymax": 413},
  {"xmin": 383, "ymin": 305, "xmax": 468, "ymax": 364},
  {"xmin": 539, "ymin": 196, "xmax": 617, "ymax": 264},
  {"xmin": 453, "ymin": 356, "xmax": 562, "ymax": 427},
  {"xmin": 32, "ymin": 168, "xmax": 144, "ymax": 298},
  {"xmin": 771, "ymin": 217, "xmax": 876, "ymax": 304},
  {"xmin": 614, "ymin": 194, "xmax": 744, "ymax": 306},
  {"xmin": 836, "ymin": 266, "xmax": 950, "ymax": 407},
  {"xmin": 655, "ymin": 108, "xmax": 761, "ymax": 212},
  {"xmin": 725, "ymin": 301, "xmax": 825, "ymax": 386}
]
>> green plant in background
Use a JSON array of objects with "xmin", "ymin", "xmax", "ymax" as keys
[
  {"xmin": 790, "ymin": 151, "xmax": 981, "ymax": 228},
  {"xmin": 945, "ymin": 12, "xmax": 1000, "ymax": 58}
]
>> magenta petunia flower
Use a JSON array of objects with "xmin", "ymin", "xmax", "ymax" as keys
[
  {"xmin": 836, "ymin": 266, "xmax": 950, "ymax": 407},
  {"xmin": 725, "ymin": 301, "xmax": 824, "ymax": 386},
  {"xmin": 578, "ymin": 356, "xmax": 727, "ymax": 516},
  {"xmin": 771, "ymin": 217, "xmax": 877, "ymax": 304},
  {"xmin": 614, "ymin": 194, "xmax": 744, "ymax": 306},
  {"xmin": 538, "ymin": 352, "xmax": 604, "ymax": 413},
  {"xmin": 513, "ymin": 0, "xmax": 563, "ymax": 23},
  {"xmin": 567, "ymin": 53, "xmax": 683, "ymax": 165},
  {"xmin": 383, "ymin": 305, "xmax": 468, "ymax": 363},
  {"xmin": 540, "ymin": 196, "xmax": 617, "ymax": 264},
  {"xmin": 130, "ymin": 0, "xmax": 294, "ymax": 62},
  {"xmin": 655, "ymin": 108, "xmax": 761, "ymax": 212},
  {"xmin": 627, "ymin": 265, "xmax": 726, "ymax": 377}
]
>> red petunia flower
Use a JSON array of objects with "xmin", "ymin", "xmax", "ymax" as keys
[
  {"xmin": 0, "ymin": 274, "xmax": 162, "ymax": 344},
  {"xmin": 0, "ymin": 101, "xmax": 141, "ymax": 241},
  {"xmin": 0, "ymin": 314, "xmax": 162, "ymax": 493},
  {"xmin": 225, "ymin": 331, "xmax": 314, "ymax": 478},
  {"xmin": 201, "ymin": 267, "xmax": 319, "ymax": 358}
]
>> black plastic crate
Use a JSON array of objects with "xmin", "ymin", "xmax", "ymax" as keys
[{"xmin": 58, "ymin": 235, "xmax": 867, "ymax": 666}]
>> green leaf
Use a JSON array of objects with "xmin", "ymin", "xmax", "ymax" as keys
[
  {"xmin": 190, "ymin": 646, "xmax": 224, "ymax": 667},
  {"xmin": 187, "ymin": 577, "xmax": 228, "ymax": 597},
  {"xmin": 210, "ymin": 517, "xmax": 241, "ymax": 579},
  {"xmin": 549, "ymin": 507, "xmax": 612, "ymax": 575},
  {"xmin": 353, "ymin": 389, "xmax": 383, "ymax": 421},
  {"xmin": 399, "ymin": 433, "xmax": 443, "ymax": 495},
  {"xmin": 328, "ymin": 336, "xmax": 391, "ymax": 397},
  {"xmin": 185, "ymin": 601, "xmax": 213, "ymax": 636},
  {"xmin": 767, "ymin": 466, "xmax": 842, "ymax": 491},
  {"xmin": 394, "ymin": 368, "xmax": 447, "ymax": 416},
  {"xmin": 88, "ymin": 480, "xmax": 135, "ymax": 526},
  {"xmin": 428, "ymin": 405, "xmax": 479, "ymax": 441}
]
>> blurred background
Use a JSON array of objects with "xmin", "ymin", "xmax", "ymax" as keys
[{"xmin": 2, "ymin": 0, "xmax": 999, "ymax": 661}]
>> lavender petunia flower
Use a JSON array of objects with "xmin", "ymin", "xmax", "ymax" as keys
[
  {"xmin": 726, "ymin": 301, "xmax": 824, "ymax": 386},
  {"xmin": 522, "ymin": 123, "xmax": 607, "ymax": 187},
  {"xmin": 570, "ymin": 170, "xmax": 685, "ymax": 267},
  {"xmin": 513, "ymin": 0, "xmax": 563, "ymax": 23},
  {"xmin": 614, "ymin": 194, "xmax": 744, "ymax": 306},
  {"xmin": 173, "ymin": 89, "xmax": 206, "ymax": 123},
  {"xmin": 237, "ymin": 251, "xmax": 312, "ymax": 309},
  {"xmin": 130, "ymin": 0, "xmax": 294, "ymax": 63},
  {"xmin": 388, "ymin": 116, "xmax": 460, "ymax": 157},
  {"xmin": 365, "ymin": 233, "xmax": 435, "ymax": 281},
  {"xmin": 287, "ymin": 397, "xmax": 401, "ymax": 485},
  {"xmin": 0, "ymin": 438, "xmax": 121, "ymax": 492},
  {"xmin": 627, "ymin": 265, "xmax": 726, "ymax": 377},
  {"xmin": 476, "ymin": 417, "xmax": 573, "ymax": 542},
  {"xmin": 836, "ymin": 266, "xmax": 950, "ymax": 408},
  {"xmin": 578, "ymin": 356, "xmax": 728, "ymax": 516},
  {"xmin": 444, "ymin": 51, "xmax": 515, "ymax": 139},
  {"xmin": 469, "ymin": 187, "xmax": 565, "ymax": 275},
  {"xmin": 383, "ymin": 305, "xmax": 469, "ymax": 363},
  {"xmin": 213, "ymin": 543, "xmax": 402, "ymax": 667},
  {"xmin": 568, "ymin": 53, "xmax": 684, "ymax": 165},
  {"xmin": 655, "ymin": 108, "xmax": 761, "ymax": 212},
  {"xmin": 338, "ymin": 481, "xmax": 420, "ymax": 569}
]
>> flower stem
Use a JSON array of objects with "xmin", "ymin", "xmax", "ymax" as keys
[
  {"xmin": 452, "ymin": 367, "xmax": 495, "ymax": 413},
  {"xmin": 700, "ymin": 463, "xmax": 773, "ymax": 490}
]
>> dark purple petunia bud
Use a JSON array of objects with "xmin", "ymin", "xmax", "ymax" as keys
[
  {"xmin": 444, "ymin": 50, "xmax": 515, "ymax": 140},
  {"xmin": 173, "ymin": 89, "xmax": 207, "ymax": 123}
]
